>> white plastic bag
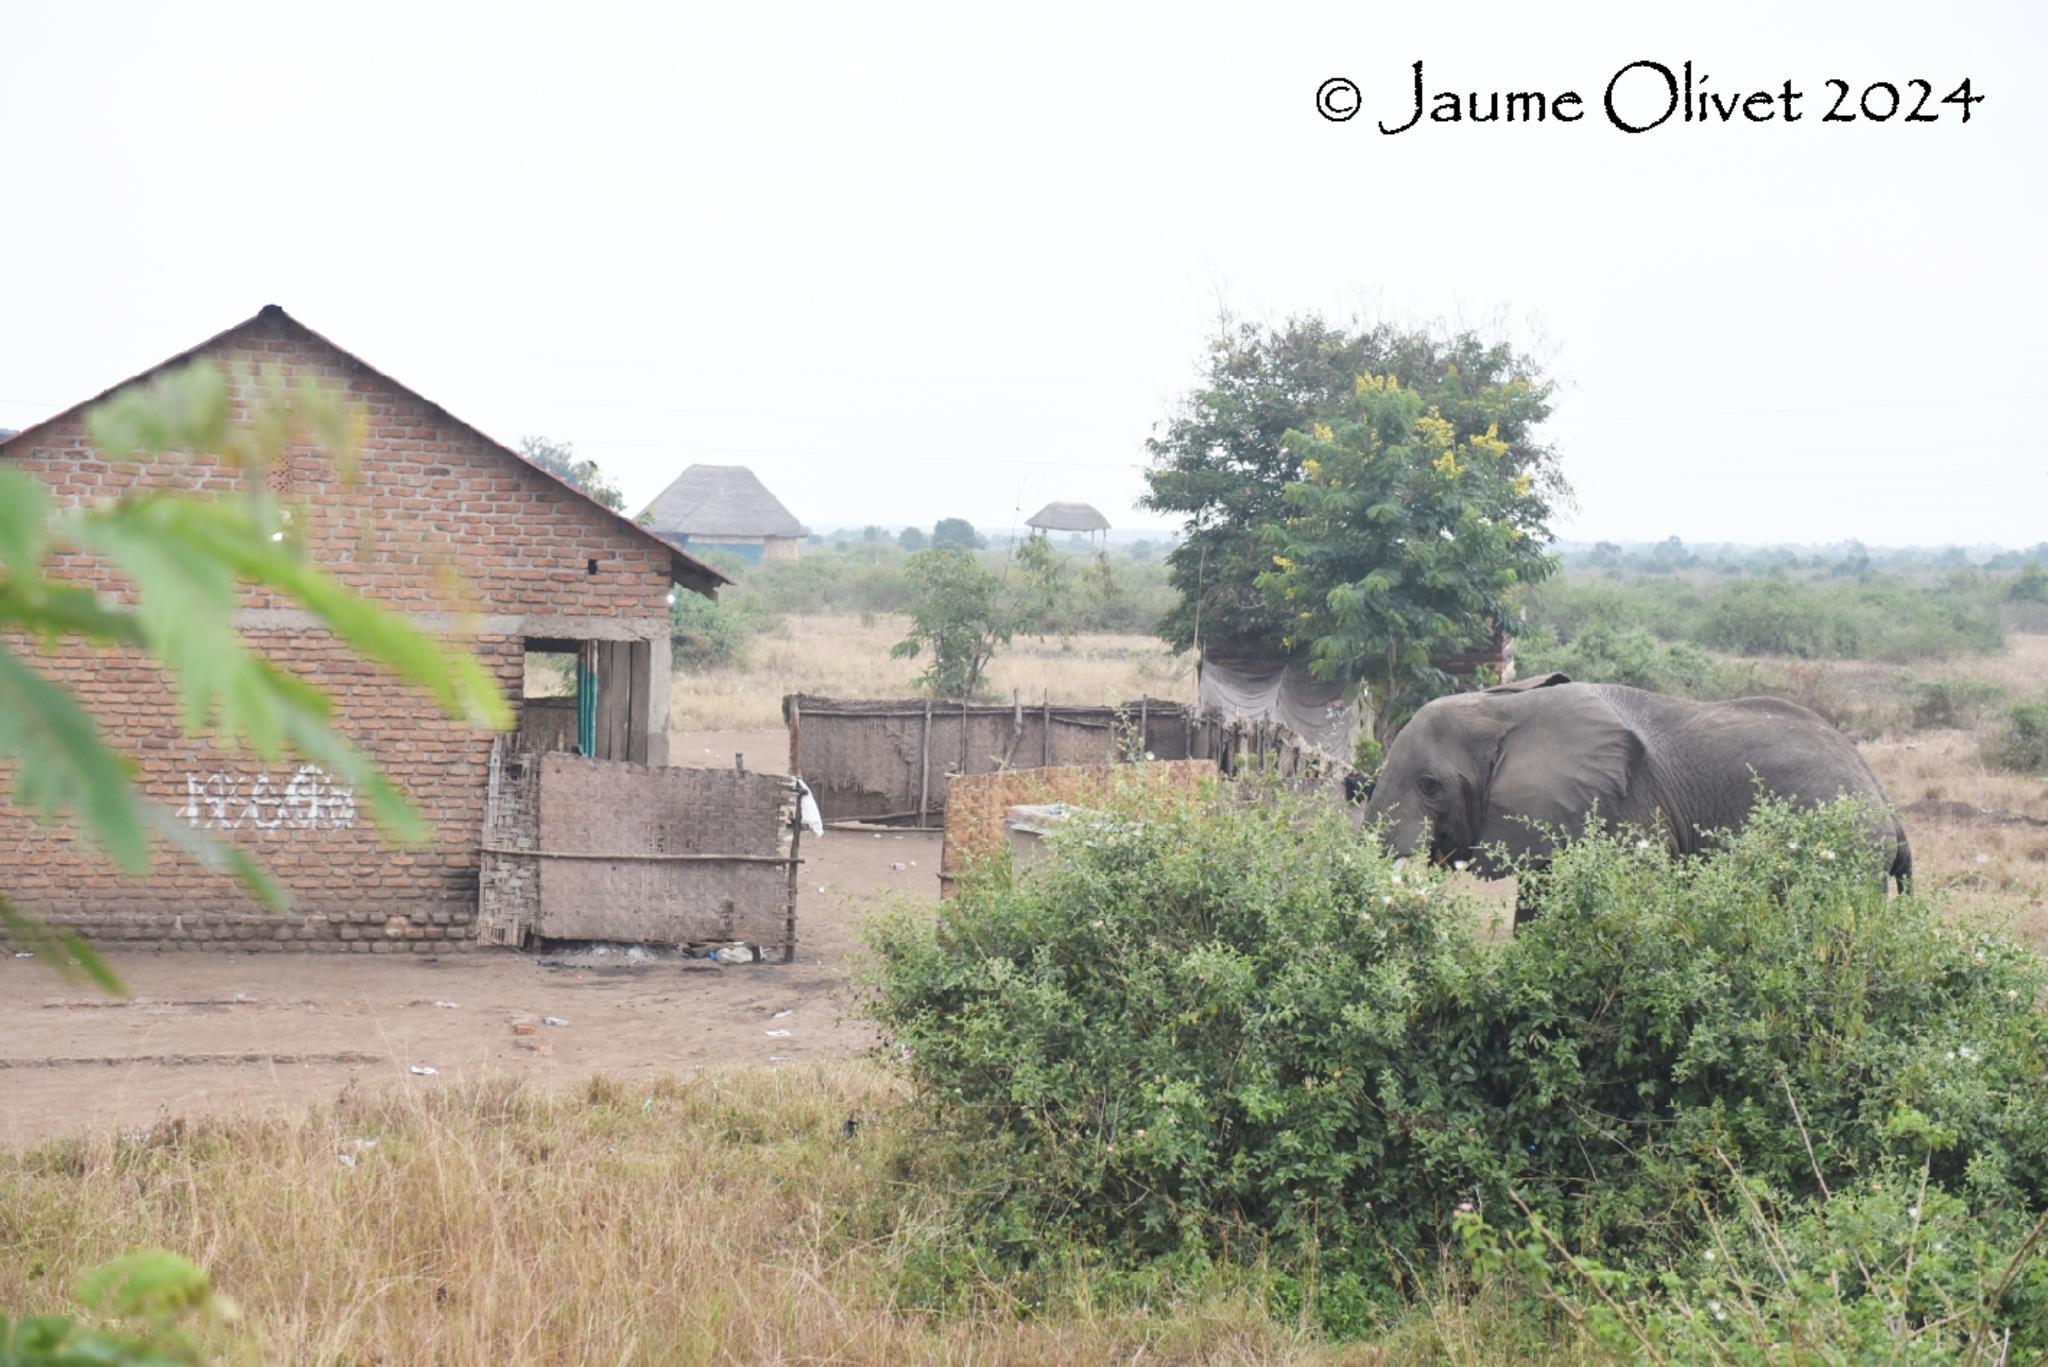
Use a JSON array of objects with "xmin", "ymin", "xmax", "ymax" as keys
[{"xmin": 794, "ymin": 777, "xmax": 824, "ymax": 836}]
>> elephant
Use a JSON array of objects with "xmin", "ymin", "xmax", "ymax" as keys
[{"xmin": 1360, "ymin": 672, "xmax": 1911, "ymax": 924}]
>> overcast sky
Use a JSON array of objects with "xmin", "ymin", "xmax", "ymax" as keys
[{"xmin": 3, "ymin": 1, "xmax": 2042, "ymax": 547}]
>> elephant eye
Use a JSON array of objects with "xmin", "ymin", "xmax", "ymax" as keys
[{"xmin": 1417, "ymin": 774, "xmax": 1443, "ymax": 797}]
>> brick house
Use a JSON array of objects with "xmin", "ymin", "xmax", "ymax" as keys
[{"xmin": 0, "ymin": 305, "xmax": 730, "ymax": 953}]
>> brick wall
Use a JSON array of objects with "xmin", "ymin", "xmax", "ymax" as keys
[{"xmin": 0, "ymin": 311, "xmax": 678, "ymax": 951}]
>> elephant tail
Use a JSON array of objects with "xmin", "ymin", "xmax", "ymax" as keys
[{"xmin": 1890, "ymin": 831, "xmax": 1914, "ymax": 896}]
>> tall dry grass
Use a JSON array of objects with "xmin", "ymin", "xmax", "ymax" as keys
[
  {"xmin": 670, "ymin": 614, "xmax": 1193, "ymax": 732},
  {"xmin": 1, "ymin": 1066, "xmax": 1390, "ymax": 1364}
]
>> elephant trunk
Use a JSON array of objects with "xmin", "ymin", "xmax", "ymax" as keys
[{"xmin": 1366, "ymin": 792, "xmax": 1426, "ymax": 862}]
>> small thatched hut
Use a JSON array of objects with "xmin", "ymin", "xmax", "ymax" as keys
[
  {"xmin": 1026, "ymin": 501, "xmax": 1110, "ymax": 548},
  {"xmin": 642, "ymin": 464, "xmax": 807, "ymax": 563}
]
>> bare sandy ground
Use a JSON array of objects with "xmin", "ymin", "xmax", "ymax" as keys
[{"xmin": 0, "ymin": 729, "xmax": 939, "ymax": 1148}]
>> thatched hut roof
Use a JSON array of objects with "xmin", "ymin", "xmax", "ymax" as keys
[
  {"xmin": 641, "ymin": 464, "xmax": 806, "ymax": 538},
  {"xmin": 1025, "ymin": 501, "xmax": 1110, "ymax": 532}
]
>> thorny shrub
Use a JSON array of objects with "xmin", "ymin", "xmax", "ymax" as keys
[{"xmin": 866, "ymin": 783, "xmax": 2048, "ymax": 1342}]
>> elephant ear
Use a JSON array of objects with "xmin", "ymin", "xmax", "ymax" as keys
[{"xmin": 1478, "ymin": 686, "xmax": 1643, "ymax": 859}]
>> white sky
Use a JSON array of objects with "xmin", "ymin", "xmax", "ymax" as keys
[{"xmin": 3, "ymin": 1, "xmax": 2042, "ymax": 547}]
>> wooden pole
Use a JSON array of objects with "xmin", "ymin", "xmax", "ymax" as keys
[
  {"xmin": 917, "ymin": 699, "xmax": 932, "ymax": 828},
  {"xmin": 787, "ymin": 696, "xmax": 800, "ymax": 779},
  {"xmin": 1138, "ymin": 695, "xmax": 1149, "ymax": 761},
  {"xmin": 1042, "ymin": 691, "xmax": 1051, "ymax": 767},
  {"xmin": 783, "ymin": 812, "xmax": 802, "ymax": 964}
]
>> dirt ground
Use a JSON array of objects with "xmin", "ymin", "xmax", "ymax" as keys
[
  {"xmin": 8, "ymin": 719, "xmax": 2040, "ymax": 1149},
  {"xmin": 0, "ymin": 729, "xmax": 940, "ymax": 1148}
]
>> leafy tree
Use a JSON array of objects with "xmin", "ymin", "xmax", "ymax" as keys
[
  {"xmin": 517, "ymin": 434, "xmax": 625, "ymax": 512},
  {"xmin": 1085, "ymin": 553, "xmax": 1131, "ymax": 632},
  {"xmin": 1142, "ymin": 315, "xmax": 1561, "ymax": 656},
  {"xmin": 898, "ymin": 526, "xmax": 925, "ymax": 551},
  {"xmin": 2008, "ymin": 561, "xmax": 2048, "ymax": 604},
  {"xmin": 1647, "ymin": 534, "xmax": 1693, "ymax": 574},
  {"xmin": 1260, "ymin": 375, "xmax": 1557, "ymax": 741},
  {"xmin": 931, "ymin": 517, "xmax": 984, "ymax": 551},
  {"xmin": 890, "ymin": 549, "xmax": 1012, "ymax": 697},
  {"xmin": 0, "ymin": 362, "xmax": 511, "ymax": 990},
  {"xmin": 1011, "ymin": 536, "xmax": 1070, "ymax": 638},
  {"xmin": 861, "ymin": 524, "xmax": 881, "ymax": 542}
]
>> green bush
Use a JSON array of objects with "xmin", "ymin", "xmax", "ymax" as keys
[
  {"xmin": 668, "ymin": 590, "xmax": 754, "ymax": 671},
  {"xmin": 1519, "ymin": 576, "xmax": 1710, "ymax": 645},
  {"xmin": 1515, "ymin": 623, "xmax": 1750, "ymax": 698},
  {"xmin": 2008, "ymin": 562, "xmax": 2048, "ymax": 604},
  {"xmin": 867, "ymin": 778, "xmax": 1486, "ymax": 1304},
  {"xmin": 867, "ymin": 786, "xmax": 2048, "ymax": 1342},
  {"xmin": 1901, "ymin": 673, "xmax": 2007, "ymax": 731},
  {"xmin": 1984, "ymin": 699, "xmax": 2048, "ymax": 774},
  {"xmin": 1457, "ymin": 1170, "xmax": 2048, "ymax": 1361},
  {"xmin": 2, "ymin": 1251, "xmax": 224, "ymax": 1364},
  {"xmin": 1519, "ymin": 571, "xmax": 2006, "ymax": 665},
  {"xmin": 1698, "ymin": 575, "xmax": 2004, "ymax": 660}
]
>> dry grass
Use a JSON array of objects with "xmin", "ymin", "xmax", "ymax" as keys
[
  {"xmin": 0, "ymin": 1065, "xmax": 1378, "ymax": 1364},
  {"xmin": 671, "ymin": 614, "xmax": 1193, "ymax": 732},
  {"xmin": 1864, "ymin": 726, "xmax": 2048, "ymax": 944},
  {"xmin": 1846, "ymin": 633, "xmax": 2048, "ymax": 945}
]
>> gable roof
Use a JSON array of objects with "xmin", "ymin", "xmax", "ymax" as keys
[
  {"xmin": 641, "ymin": 464, "xmax": 806, "ymax": 539},
  {"xmin": 1026, "ymin": 501, "xmax": 1110, "ymax": 532},
  {"xmin": 0, "ymin": 305, "xmax": 732, "ymax": 598}
]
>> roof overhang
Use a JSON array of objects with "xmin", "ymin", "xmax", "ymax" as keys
[{"xmin": 670, "ymin": 550, "xmax": 728, "ymax": 598}]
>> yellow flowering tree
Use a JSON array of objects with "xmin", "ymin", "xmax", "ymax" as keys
[
  {"xmin": 1141, "ymin": 315, "xmax": 1561, "ymax": 657},
  {"xmin": 1259, "ymin": 375, "xmax": 1557, "ymax": 741}
]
